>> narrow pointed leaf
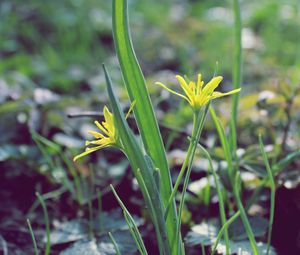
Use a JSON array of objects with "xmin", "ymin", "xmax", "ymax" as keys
[
  {"xmin": 103, "ymin": 65, "xmax": 170, "ymax": 255},
  {"xmin": 112, "ymin": 0, "xmax": 178, "ymax": 252}
]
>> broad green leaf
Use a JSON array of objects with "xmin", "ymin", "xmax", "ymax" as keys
[{"xmin": 228, "ymin": 216, "xmax": 268, "ymax": 241}]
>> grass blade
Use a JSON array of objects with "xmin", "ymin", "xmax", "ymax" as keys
[
  {"xmin": 108, "ymin": 232, "xmax": 122, "ymax": 255},
  {"xmin": 230, "ymin": 0, "xmax": 242, "ymax": 154},
  {"xmin": 198, "ymin": 145, "xmax": 230, "ymax": 254},
  {"xmin": 36, "ymin": 192, "xmax": 51, "ymax": 255},
  {"xmin": 233, "ymin": 173, "xmax": 259, "ymax": 255},
  {"xmin": 272, "ymin": 150, "xmax": 300, "ymax": 174},
  {"xmin": 211, "ymin": 211, "xmax": 241, "ymax": 255},
  {"xmin": 164, "ymin": 107, "xmax": 205, "ymax": 220},
  {"xmin": 175, "ymin": 106, "xmax": 209, "ymax": 252},
  {"xmin": 110, "ymin": 185, "xmax": 148, "ymax": 255},
  {"xmin": 210, "ymin": 106, "xmax": 258, "ymax": 254},
  {"xmin": 259, "ymin": 135, "xmax": 276, "ymax": 255},
  {"xmin": 27, "ymin": 219, "xmax": 39, "ymax": 255},
  {"xmin": 97, "ymin": 189, "xmax": 104, "ymax": 232},
  {"xmin": 209, "ymin": 106, "xmax": 234, "ymax": 181},
  {"xmin": 31, "ymin": 132, "xmax": 73, "ymax": 192}
]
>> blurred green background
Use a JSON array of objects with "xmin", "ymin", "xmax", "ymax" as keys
[
  {"xmin": 1, "ymin": 0, "xmax": 300, "ymax": 90},
  {"xmin": 1, "ymin": 0, "xmax": 299, "ymax": 151}
]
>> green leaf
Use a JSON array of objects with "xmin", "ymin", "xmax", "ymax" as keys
[
  {"xmin": 272, "ymin": 150, "xmax": 300, "ymax": 174},
  {"xmin": 112, "ymin": 0, "xmax": 168, "ymax": 171},
  {"xmin": 111, "ymin": 185, "xmax": 148, "ymax": 255},
  {"xmin": 228, "ymin": 216, "xmax": 268, "ymax": 241},
  {"xmin": 209, "ymin": 106, "xmax": 234, "ymax": 181},
  {"xmin": 112, "ymin": 1, "xmax": 179, "ymax": 251},
  {"xmin": 112, "ymin": 0, "xmax": 175, "ymax": 221},
  {"xmin": 108, "ymin": 232, "xmax": 121, "ymax": 255},
  {"xmin": 103, "ymin": 65, "xmax": 170, "ymax": 255}
]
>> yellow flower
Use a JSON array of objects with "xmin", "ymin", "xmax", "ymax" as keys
[
  {"xmin": 156, "ymin": 74, "xmax": 241, "ymax": 110},
  {"xmin": 74, "ymin": 106, "xmax": 119, "ymax": 161}
]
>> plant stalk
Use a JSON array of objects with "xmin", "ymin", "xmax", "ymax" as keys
[
  {"xmin": 230, "ymin": 0, "xmax": 242, "ymax": 156},
  {"xmin": 175, "ymin": 104, "xmax": 209, "ymax": 252},
  {"xmin": 199, "ymin": 145, "xmax": 230, "ymax": 254}
]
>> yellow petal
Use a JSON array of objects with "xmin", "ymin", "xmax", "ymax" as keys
[
  {"xmin": 88, "ymin": 130, "xmax": 104, "ymax": 139},
  {"xmin": 73, "ymin": 144, "xmax": 109, "ymax": 161},
  {"xmin": 189, "ymin": 81, "xmax": 196, "ymax": 93},
  {"xmin": 175, "ymin": 75, "xmax": 195, "ymax": 103},
  {"xmin": 194, "ymin": 94, "xmax": 207, "ymax": 107},
  {"xmin": 95, "ymin": 120, "xmax": 109, "ymax": 136},
  {"xmin": 86, "ymin": 138, "xmax": 110, "ymax": 146},
  {"xmin": 155, "ymin": 82, "xmax": 191, "ymax": 103},
  {"xmin": 201, "ymin": 76, "xmax": 223, "ymax": 96},
  {"xmin": 102, "ymin": 121, "xmax": 110, "ymax": 131},
  {"xmin": 196, "ymin": 74, "xmax": 203, "ymax": 94},
  {"xmin": 210, "ymin": 88, "xmax": 241, "ymax": 100},
  {"xmin": 103, "ymin": 106, "xmax": 113, "ymax": 129}
]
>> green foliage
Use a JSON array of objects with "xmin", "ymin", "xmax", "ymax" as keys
[
  {"xmin": 111, "ymin": 0, "xmax": 179, "ymax": 252},
  {"xmin": 104, "ymin": 64, "xmax": 171, "ymax": 254},
  {"xmin": 1, "ymin": 0, "xmax": 300, "ymax": 254}
]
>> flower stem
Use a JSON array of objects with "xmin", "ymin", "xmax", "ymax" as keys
[
  {"xmin": 198, "ymin": 145, "xmax": 230, "ymax": 255},
  {"xmin": 175, "ymin": 104, "xmax": 209, "ymax": 252},
  {"xmin": 164, "ymin": 128, "xmax": 195, "ymax": 220},
  {"xmin": 164, "ymin": 106, "xmax": 207, "ymax": 220}
]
